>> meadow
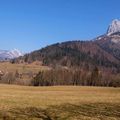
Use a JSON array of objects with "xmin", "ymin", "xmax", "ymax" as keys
[
  {"xmin": 0, "ymin": 84, "xmax": 120, "ymax": 120},
  {"xmin": 0, "ymin": 62, "xmax": 50, "ymax": 85},
  {"xmin": 0, "ymin": 62, "xmax": 49, "ymax": 73}
]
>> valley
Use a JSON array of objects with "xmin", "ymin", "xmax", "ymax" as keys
[
  {"xmin": 0, "ymin": 0, "xmax": 120, "ymax": 119},
  {"xmin": 0, "ymin": 20, "xmax": 120, "ymax": 87}
]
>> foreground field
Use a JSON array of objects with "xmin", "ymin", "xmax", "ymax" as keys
[{"xmin": 0, "ymin": 84, "xmax": 120, "ymax": 120}]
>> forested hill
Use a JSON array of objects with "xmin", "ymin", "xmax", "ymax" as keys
[
  {"xmin": 13, "ymin": 19, "xmax": 120, "ymax": 72},
  {"xmin": 13, "ymin": 38, "xmax": 120, "ymax": 72}
]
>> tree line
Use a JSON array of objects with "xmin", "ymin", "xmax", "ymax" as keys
[
  {"xmin": 0, "ymin": 67, "xmax": 120, "ymax": 87},
  {"xmin": 32, "ymin": 67, "xmax": 120, "ymax": 87}
]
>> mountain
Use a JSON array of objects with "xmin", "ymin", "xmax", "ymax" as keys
[
  {"xmin": 95, "ymin": 19, "xmax": 120, "ymax": 62},
  {"xmin": 14, "ymin": 19, "xmax": 120, "ymax": 72},
  {"xmin": 107, "ymin": 19, "xmax": 120, "ymax": 35},
  {"xmin": 0, "ymin": 49, "xmax": 23, "ymax": 60}
]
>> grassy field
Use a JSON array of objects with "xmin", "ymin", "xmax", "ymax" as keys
[
  {"xmin": 0, "ymin": 62, "xmax": 50, "ymax": 84},
  {"xmin": 0, "ymin": 62, "xmax": 50, "ymax": 73},
  {"xmin": 0, "ymin": 84, "xmax": 120, "ymax": 120}
]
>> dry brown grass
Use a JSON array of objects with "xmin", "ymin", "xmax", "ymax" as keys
[
  {"xmin": 0, "ymin": 62, "xmax": 50, "ymax": 84},
  {"xmin": 0, "ymin": 62, "xmax": 50, "ymax": 74},
  {"xmin": 0, "ymin": 84, "xmax": 120, "ymax": 119}
]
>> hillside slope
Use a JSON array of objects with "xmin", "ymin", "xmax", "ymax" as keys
[
  {"xmin": 14, "ymin": 40, "xmax": 120, "ymax": 70},
  {"xmin": 14, "ymin": 19, "xmax": 120, "ymax": 71}
]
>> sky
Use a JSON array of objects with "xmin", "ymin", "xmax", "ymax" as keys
[{"xmin": 0, "ymin": 0, "xmax": 120, "ymax": 52}]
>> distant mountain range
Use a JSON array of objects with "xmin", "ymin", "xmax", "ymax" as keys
[
  {"xmin": 0, "ymin": 49, "xmax": 23, "ymax": 60},
  {"xmin": 13, "ymin": 19, "xmax": 120, "ymax": 71}
]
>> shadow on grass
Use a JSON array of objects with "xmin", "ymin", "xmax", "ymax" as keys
[{"xmin": 0, "ymin": 103, "xmax": 120, "ymax": 120}]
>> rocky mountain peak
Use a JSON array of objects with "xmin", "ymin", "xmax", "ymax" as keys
[{"xmin": 107, "ymin": 19, "xmax": 120, "ymax": 35}]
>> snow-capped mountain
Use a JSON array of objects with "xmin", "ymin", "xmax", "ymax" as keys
[
  {"xmin": 95, "ymin": 19, "xmax": 120, "ymax": 44},
  {"xmin": 107, "ymin": 19, "xmax": 120, "ymax": 35},
  {"xmin": 8, "ymin": 49, "xmax": 23, "ymax": 58},
  {"xmin": 0, "ymin": 49, "xmax": 23, "ymax": 60}
]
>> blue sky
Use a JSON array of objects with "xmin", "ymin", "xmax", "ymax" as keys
[{"xmin": 0, "ymin": 0, "xmax": 120, "ymax": 52}]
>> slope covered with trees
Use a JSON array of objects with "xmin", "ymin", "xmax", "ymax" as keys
[
  {"xmin": 10, "ymin": 30, "xmax": 120, "ymax": 87},
  {"xmin": 14, "ymin": 39, "xmax": 120, "ymax": 72}
]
